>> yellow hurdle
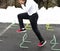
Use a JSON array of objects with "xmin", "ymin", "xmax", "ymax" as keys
[
  {"xmin": 46, "ymin": 24, "xmax": 54, "ymax": 31},
  {"xmin": 25, "ymin": 23, "xmax": 31, "ymax": 30}
]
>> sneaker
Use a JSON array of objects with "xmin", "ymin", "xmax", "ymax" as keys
[
  {"xmin": 38, "ymin": 41, "xmax": 47, "ymax": 47},
  {"xmin": 16, "ymin": 28, "xmax": 26, "ymax": 33}
]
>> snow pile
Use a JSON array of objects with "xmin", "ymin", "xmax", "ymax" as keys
[{"xmin": 0, "ymin": 6, "xmax": 60, "ymax": 24}]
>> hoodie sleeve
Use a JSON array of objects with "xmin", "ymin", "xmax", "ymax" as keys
[{"xmin": 21, "ymin": 0, "xmax": 33, "ymax": 12}]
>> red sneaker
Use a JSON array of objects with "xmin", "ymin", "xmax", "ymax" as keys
[
  {"xmin": 16, "ymin": 29, "xmax": 26, "ymax": 33},
  {"xmin": 38, "ymin": 41, "xmax": 46, "ymax": 47}
]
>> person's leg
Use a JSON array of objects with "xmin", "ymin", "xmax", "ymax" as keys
[
  {"xmin": 29, "ymin": 13, "xmax": 46, "ymax": 47},
  {"xmin": 17, "ymin": 13, "xmax": 29, "ymax": 33},
  {"xmin": 29, "ymin": 13, "xmax": 44, "ymax": 42},
  {"xmin": 17, "ymin": 13, "xmax": 29, "ymax": 29}
]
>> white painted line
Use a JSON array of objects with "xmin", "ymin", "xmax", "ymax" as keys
[
  {"xmin": 0, "ymin": 23, "xmax": 14, "ymax": 36},
  {"xmin": 12, "ymin": 24, "xmax": 18, "ymax": 27},
  {"xmin": 0, "ymin": 40, "xmax": 3, "ymax": 42},
  {"xmin": 10, "ymin": 24, "xmax": 18, "ymax": 28}
]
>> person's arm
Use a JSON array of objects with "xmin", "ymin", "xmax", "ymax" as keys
[{"xmin": 21, "ymin": 0, "xmax": 32, "ymax": 12}]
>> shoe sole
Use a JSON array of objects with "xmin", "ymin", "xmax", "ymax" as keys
[
  {"xmin": 16, "ymin": 30, "xmax": 27, "ymax": 33},
  {"xmin": 38, "ymin": 41, "xmax": 47, "ymax": 47},
  {"xmin": 40, "ymin": 41, "xmax": 47, "ymax": 47}
]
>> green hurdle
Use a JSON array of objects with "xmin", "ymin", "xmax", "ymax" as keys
[
  {"xmin": 20, "ymin": 32, "xmax": 31, "ymax": 48},
  {"xmin": 50, "ymin": 35, "xmax": 60, "ymax": 50}
]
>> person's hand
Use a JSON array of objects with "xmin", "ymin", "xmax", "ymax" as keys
[{"xmin": 18, "ymin": 0, "xmax": 25, "ymax": 4}]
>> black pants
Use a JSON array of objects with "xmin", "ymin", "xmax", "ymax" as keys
[{"xmin": 17, "ymin": 13, "xmax": 44, "ymax": 42}]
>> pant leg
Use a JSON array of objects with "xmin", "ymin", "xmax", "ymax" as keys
[
  {"xmin": 17, "ymin": 13, "xmax": 29, "ymax": 29},
  {"xmin": 29, "ymin": 13, "xmax": 44, "ymax": 42}
]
